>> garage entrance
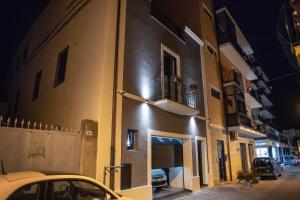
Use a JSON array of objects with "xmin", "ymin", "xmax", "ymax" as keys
[{"xmin": 151, "ymin": 136, "xmax": 188, "ymax": 199}]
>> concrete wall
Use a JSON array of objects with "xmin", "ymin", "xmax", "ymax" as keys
[{"xmin": 7, "ymin": 0, "xmax": 119, "ymax": 184}]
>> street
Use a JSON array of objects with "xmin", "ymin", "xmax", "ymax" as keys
[{"xmin": 175, "ymin": 166, "xmax": 300, "ymax": 200}]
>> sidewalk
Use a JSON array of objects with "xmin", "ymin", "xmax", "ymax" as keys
[{"xmin": 174, "ymin": 183, "xmax": 260, "ymax": 200}]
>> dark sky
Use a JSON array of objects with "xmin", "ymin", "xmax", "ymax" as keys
[
  {"xmin": 0, "ymin": 1, "xmax": 48, "ymax": 100},
  {"xmin": 0, "ymin": 0, "xmax": 299, "ymax": 129}
]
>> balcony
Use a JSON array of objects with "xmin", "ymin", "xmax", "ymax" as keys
[
  {"xmin": 259, "ymin": 106, "xmax": 275, "ymax": 119},
  {"xmin": 244, "ymin": 90, "xmax": 262, "ymax": 109},
  {"xmin": 226, "ymin": 113, "xmax": 265, "ymax": 138},
  {"xmin": 257, "ymin": 88, "xmax": 273, "ymax": 107},
  {"xmin": 152, "ymin": 77, "xmax": 200, "ymax": 116},
  {"xmin": 216, "ymin": 9, "xmax": 257, "ymax": 81}
]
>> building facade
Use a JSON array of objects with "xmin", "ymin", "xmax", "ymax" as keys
[
  {"xmin": 3, "ymin": 0, "xmax": 285, "ymax": 199},
  {"xmin": 213, "ymin": 8, "xmax": 266, "ymax": 183},
  {"xmin": 6, "ymin": 0, "xmax": 119, "ymax": 184},
  {"xmin": 251, "ymin": 67, "xmax": 287, "ymax": 162}
]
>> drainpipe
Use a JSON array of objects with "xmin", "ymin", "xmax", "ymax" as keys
[{"xmin": 110, "ymin": 0, "xmax": 121, "ymax": 190}]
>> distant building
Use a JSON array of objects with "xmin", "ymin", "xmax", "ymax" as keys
[
  {"xmin": 214, "ymin": 8, "xmax": 264, "ymax": 183},
  {"xmin": 282, "ymin": 129, "xmax": 300, "ymax": 155}
]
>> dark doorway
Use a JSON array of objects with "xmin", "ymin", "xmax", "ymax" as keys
[
  {"xmin": 240, "ymin": 143, "xmax": 248, "ymax": 172},
  {"xmin": 217, "ymin": 140, "xmax": 227, "ymax": 182},
  {"xmin": 197, "ymin": 140, "xmax": 206, "ymax": 187},
  {"xmin": 163, "ymin": 50, "xmax": 182, "ymax": 103}
]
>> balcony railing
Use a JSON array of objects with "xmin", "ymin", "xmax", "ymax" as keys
[
  {"xmin": 153, "ymin": 76, "xmax": 200, "ymax": 110},
  {"xmin": 227, "ymin": 113, "xmax": 252, "ymax": 128}
]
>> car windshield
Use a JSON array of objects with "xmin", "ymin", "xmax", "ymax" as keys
[{"xmin": 254, "ymin": 158, "xmax": 272, "ymax": 167}]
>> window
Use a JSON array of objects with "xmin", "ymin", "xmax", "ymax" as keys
[
  {"xmin": 211, "ymin": 87, "xmax": 221, "ymax": 100},
  {"xmin": 48, "ymin": 180, "xmax": 116, "ymax": 200},
  {"xmin": 54, "ymin": 47, "xmax": 69, "ymax": 87},
  {"xmin": 206, "ymin": 43, "xmax": 218, "ymax": 59},
  {"xmin": 32, "ymin": 70, "xmax": 42, "ymax": 101},
  {"xmin": 14, "ymin": 90, "xmax": 21, "ymax": 114},
  {"xmin": 23, "ymin": 45, "xmax": 29, "ymax": 62},
  {"xmin": 8, "ymin": 182, "xmax": 46, "ymax": 200},
  {"xmin": 127, "ymin": 129, "xmax": 138, "ymax": 150}
]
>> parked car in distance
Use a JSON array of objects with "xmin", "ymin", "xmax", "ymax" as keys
[
  {"xmin": 253, "ymin": 157, "xmax": 283, "ymax": 179},
  {"xmin": 284, "ymin": 155, "xmax": 298, "ymax": 166},
  {"xmin": 152, "ymin": 169, "xmax": 167, "ymax": 189},
  {"xmin": 0, "ymin": 171, "xmax": 133, "ymax": 200}
]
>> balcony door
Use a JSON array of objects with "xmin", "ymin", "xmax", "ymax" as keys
[{"xmin": 162, "ymin": 45, "xmax": 181, "ymax": 102}]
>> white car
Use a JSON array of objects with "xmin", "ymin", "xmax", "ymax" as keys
[{"xmin": 0, "ymin": 171, "xmax": 133, "ymax": 200}]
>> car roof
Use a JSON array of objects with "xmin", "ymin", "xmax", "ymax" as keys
[
  {"xmin": 1, "ymin": 171, "xmax": 46, "ymax": 182},
  {"xmin": 0, "ymin": 171, "xmax": 84, "ymax": 182}
]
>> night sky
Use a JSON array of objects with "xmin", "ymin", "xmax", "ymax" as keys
[{"xmin": 0, "ymin": 0, "xmax": 299, "ymax": 129}]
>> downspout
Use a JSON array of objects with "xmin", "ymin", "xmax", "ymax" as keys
[{"xmin": 110, "ymin": 0, "xmax": 121, "ymax": 190}]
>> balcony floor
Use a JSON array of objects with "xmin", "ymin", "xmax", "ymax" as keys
[{"xmin": 153, "ymin": 99, "xmax": 200, "ymax": 116}]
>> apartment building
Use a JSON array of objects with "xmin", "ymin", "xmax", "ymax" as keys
[
  {"xmin": 251, "ymin": 66, "xmax": 286, "ymax": 162},
  {"xmin": 118, "ymin": 1, "xmax": 216, "ymax": 199},
  {"xmin": 282, "ymin": 129, "xmax": 300, "ymax": 156},
  {"xmin": 214, "ymin": 8, "xmax": 266, "ymax": 183},
  {"xmin": 4, "ymin": 0, "xmax": 220, "ymax": 199}
]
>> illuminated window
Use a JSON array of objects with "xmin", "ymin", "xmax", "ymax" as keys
[
  {"xmin": 32, "ymin": 70, "xmax": 42, "ymax": 101},
  {"xmin": 127, "ymin": 129, "xmax": 138, "ymax": 151},
  {"xmin": 54, "ymin": 47, "xmax": 69, "ymax": 87}
]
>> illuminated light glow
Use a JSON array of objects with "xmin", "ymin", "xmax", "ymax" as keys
[
  {"xmin": 188, "ymin": 116, "xmax": 198, "ymax": 135},
  {"xmin": 139, "ymin": 103, "xmax": 153, "ymax": 127}
]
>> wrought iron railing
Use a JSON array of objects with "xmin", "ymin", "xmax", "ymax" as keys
[
  {"xmin": 153, "ymin": 76, "xmax": 200, "ymax": 110},
  {"xmin": 226, "ymin": 113, "xmax": 252, "ymax": 128}
]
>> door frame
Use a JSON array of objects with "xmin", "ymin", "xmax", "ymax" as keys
[
  {"xmin": 147, "ymin": 129, "xmax": 193, "ymax": 190},
  {"xmin": 195, "ymin": 136, "xmax": 208, "ymax": 186}
]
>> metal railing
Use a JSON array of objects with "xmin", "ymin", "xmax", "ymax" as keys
[
  {"xmin": 226, "ymin": 113, "xmax": 252, "ymax": 128},
  {"xmin": 153, "ymin": 76, "xmax": 200, "ymax": 110}
]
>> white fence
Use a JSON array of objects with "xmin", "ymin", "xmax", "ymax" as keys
[{"xmin": 0, "ymin": 116, "xmax": 82, "ymax": 173}]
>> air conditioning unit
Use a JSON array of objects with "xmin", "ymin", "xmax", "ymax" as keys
[{"xmin": 229, "ymin": 131, "xmax": 239, "ymax": 141}]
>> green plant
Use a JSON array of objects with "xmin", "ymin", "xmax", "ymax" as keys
[{"xmin": 237, "ymin": 171, "xmax": 259, "ymax": 185}]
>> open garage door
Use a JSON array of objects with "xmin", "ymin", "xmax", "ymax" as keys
[
  {"xmin": 152, "ymin": 137, "xmax": 183, "ymax": 168},
  {"xmin": 152, "ymin": 136, "xmax": 187, "ymax": 199}
]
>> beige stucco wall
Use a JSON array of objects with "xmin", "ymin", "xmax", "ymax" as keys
[
  {"xmin": 7, "ymin": 0, "xmax": 119, "ymax": 185},
  {"xmin": 229, "ymin": 137, "xmax": 255, "ymax": 183},
  {"xmin": 200, "ymin": 0, "xmax": 225, "ymax": 127}
]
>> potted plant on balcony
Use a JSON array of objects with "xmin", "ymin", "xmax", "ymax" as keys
[{"xmin": 189, "ymin": 84, "xmax": 199, "ymax": 92}]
